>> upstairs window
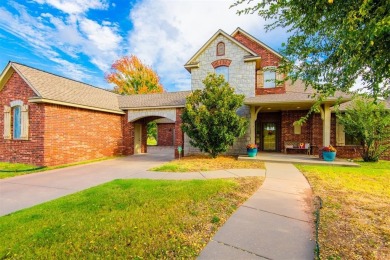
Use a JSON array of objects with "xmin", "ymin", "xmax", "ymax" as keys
[
  {"xmin": 263, "ymin": 67, "xmax": 276, "ymax": 88},
  {"xmin": 215, "ymin": 66, "xmax": 229, "ymax": 81},
  {"xmin": 216, "ymin": 42, "xmax": 225, "ymax": 56}
]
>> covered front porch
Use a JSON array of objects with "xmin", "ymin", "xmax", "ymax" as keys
[
  {"xmin": 238, "ymin": 152, "xmax": 360, "ymax": 167},
  {"xmin": 245, "ymin": 97, "xmax": 344, "ymax": 154}
]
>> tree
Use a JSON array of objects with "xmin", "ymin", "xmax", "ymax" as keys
[
  {"xmin": 105, "ymin": 55, "xmax": 164, "ymax": 94},
  {"xmin": 233, "ymin": 0, "xmax": 389, "ymax": 99},
  {"xmin": 181, "ymin": 74, "xmax": 248, "ymax": 158},
  {"xmin": 336, "ymin": 97, "xmax": 390, "ymax": 162}
]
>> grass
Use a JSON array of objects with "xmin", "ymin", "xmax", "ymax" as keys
[
  {"xmin": 147, "ymin": 137, "xmax": 157, "ymax": 146},
  {"xmin": 151, "ymin": 155, "xmax": 265, "ymax": 172},
  {"xmin": 0, "ymin": 157, "xmax": 115, "ymax": 179},
  {"xmin": 0, "ymin": 177, "xmax": 263, "ymax": 259},
  {"xmin": 296, "ymin": 161, "xmax": 390, "ymax": 259}
]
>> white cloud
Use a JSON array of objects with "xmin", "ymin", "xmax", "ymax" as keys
[
  {"xmin": 32, "ymin": 0, "xmax": 108, "ymax": 15},
  {"xmin": 127, "ymin": 0, "xmax": 287, "ymax": 91},
  {"xmin": 0, "ymin": 2, "xmax": 123, "ymax": 80}
]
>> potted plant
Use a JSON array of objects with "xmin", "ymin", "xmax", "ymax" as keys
[
  {"xmin": 246, "ymin": 144, "xmax": 258, "ymax": 157},
  {"xmin": 322, "ymin": 145, "xmax": 337, "ymax": 161}
]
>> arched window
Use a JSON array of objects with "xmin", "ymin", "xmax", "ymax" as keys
[
  {"xmin": 4, "ymin": 100, "xmax": 29, "ymax": 140},
  {"xmin": 216, "ymin": 42, "xmax": 225, "ymax": 56},
  {"xmin": 215, "ymin": 66, "xmax": 229, "ymax": 81},
  {"xmin": 263, "ymin": 67, "xmax": 276, "ymax": 88},
  {"xmin": 13, "ymin": 105, "xmax": 21, "ymax": 139}
]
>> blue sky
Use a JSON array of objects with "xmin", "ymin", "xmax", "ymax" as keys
[{"xmin": 0, "ymin": 0, "xmax": 288, "ymax": 92}]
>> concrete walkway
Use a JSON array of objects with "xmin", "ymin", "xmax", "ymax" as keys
[
  {"xmin": 0, "ymin": 153, "xmax": 264, "ymax": 216},
  {"xmin": 198, "ymin": 162, "xmax": 315, "ymax": 260}
]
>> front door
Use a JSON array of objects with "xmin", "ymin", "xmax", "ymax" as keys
[
  {"xmin": 134, "ymin": 123, "xmax": 142, "ymax": 154},
  {"xmin": 262, "ymin": 122, "xmax": 277, "ymax": 151}
]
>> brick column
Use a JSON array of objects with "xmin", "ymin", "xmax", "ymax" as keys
[
  {"xmin": 121, "ymin": 111, "xmax": 134, "ymax": 155},
  {"xmin": 174, "ymin": 108, "xmax": 184, "ymax": 158}
]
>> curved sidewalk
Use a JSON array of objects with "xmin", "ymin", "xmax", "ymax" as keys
[{"xmin": 198, "ymin": 162, "xmax": 315, "ymax": 260}]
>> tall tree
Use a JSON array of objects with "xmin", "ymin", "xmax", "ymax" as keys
[
  {"xmin": 233, "ymin": 0, "xmax": 389, "ymax": 99},
  {"xmin": 181, "ymin": 74, "xmax": 248, "ymax": 158},
  {"xmin": 336, "ymin": 97, "xmax": 390, "ymax": 162},
  {"xmin": 105, "ymin": 55, "xmax": 164, "ymax": 95}
]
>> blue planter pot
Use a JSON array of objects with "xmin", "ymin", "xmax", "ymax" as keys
[
  {"xmin": 323, "ymin": 151, "xmax": 336, "ymax": 161},
  {"xmin": 247, "ymin": 148, "xmax": 258, "ymax": 157}
]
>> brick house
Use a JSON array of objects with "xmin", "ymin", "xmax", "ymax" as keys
[
  {"xmin": 1, "ymin": 27, "xmax": 388, "ymax": 166},
  {"xmin": 183, "ymin": 28, "xmax": 389, "ymax": 159}
]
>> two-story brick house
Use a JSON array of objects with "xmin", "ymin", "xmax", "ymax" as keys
[
  {"xmin": 183, "ymin": 27, "xmax": 361, "ymax": 157},
  {"xmin": 1, "ymin": 27, "xmax": 388, "ymax": 166}
]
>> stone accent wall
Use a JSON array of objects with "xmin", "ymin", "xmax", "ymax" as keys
[
  {"xmin": 191, "ymin": 35, "xmax": 256, "ymax": 98},
  {"xmin": 43, "ymin": 104, "xmax": 124, "ymax": 166},
  {"xmin": 127, "ymin": 108, "xmax": 177, "ymax": 122},
  {"xmin": 157, "ymin": 123, "xmax": 174, "ymax": 146},
  {"xmin": 0, "ymin": 72, "xmax": 45, "ymax": 165}
]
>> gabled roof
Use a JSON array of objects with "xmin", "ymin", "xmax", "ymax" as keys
[
  {"xmin": 0, "ymin": 62, "xmax": 124, "ymax": 114},
  {"xmin": 184, "ymin": 29, "xmax": 259, "ymax": 71},
  {"xmin": 231, "ymin": 27, "xmax": 283, "ymax": 59},
  {"xmin": 118, "ymin": 91, "xmax": 192, "ymax": 109}
]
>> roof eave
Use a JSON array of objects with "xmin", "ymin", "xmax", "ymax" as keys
[
  {"xmin": 28, "ymin": 97, "xmax": 125, "ymax": 115},
  {"xmin": 121, "ymin": 105, "xmax": 185, "ymax": 110}
]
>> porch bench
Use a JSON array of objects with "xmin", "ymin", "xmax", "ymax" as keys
[{"xmin": 284, "ymin": 141, "xmax": 311, "ymax": 155}]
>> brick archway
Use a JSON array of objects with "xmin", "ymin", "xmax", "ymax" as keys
[{"xmin": 124, "ymin": 108, "xmax": 184, "ymax": 158}]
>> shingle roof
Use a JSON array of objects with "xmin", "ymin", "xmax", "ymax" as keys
[
  {"xmin": 10, "ymin": 62, "xmax": 123, "ymax": 113},
  {"xmin": 118, "ymin": 91, "xmax": 192, "ymax": 109},
  {"xmin": 245, "ymin": 80, "xmax": 352, "ymax": 104}
]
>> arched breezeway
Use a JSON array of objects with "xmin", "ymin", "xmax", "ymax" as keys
[{"xmin": 125, "ymin": 108, "xmax": 184, "ymax": 159}]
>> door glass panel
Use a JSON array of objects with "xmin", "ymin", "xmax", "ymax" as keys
[{"xmin": 263, "ymin": 123, "xmax": 276, "ymax": 150}]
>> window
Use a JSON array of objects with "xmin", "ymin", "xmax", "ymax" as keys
[
  {"xmin": 293, "ymin": 122, "xmax": 301, "ymax": 135},
  {"xmin": 263, "ymin": 67, "xmax": 276, "ymax": 88},
  {"xmin": 13, "ymin": 106, "xmax": 21, "ymax": 139},
  {"xmin": 216, "ymin": 42, "xmax": 225, "ymax": 56},
  {"xmin": 345, "ymin": 133, "xmax": 360, "ymax": 145},
  {"xmin": 336, "ymin": 118, "xmax": 359, "ymax": 146},
  {"xmin": 4, "ymin": 100, "xmax": 29, "ymax": 140},
  {"xmin": 215, "ymin": 66, "xmax": 229, "ymax": 81}
]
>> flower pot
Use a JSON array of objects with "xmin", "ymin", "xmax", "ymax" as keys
[
  {"xmin": 322, "ymin": 151, "xmax": 336, "ymax": 161},
  {"xmin": 247, "ymin": 148, "xmax": 258, "ymax": 157}
]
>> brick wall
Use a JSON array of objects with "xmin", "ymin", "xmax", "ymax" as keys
[
  {"xmin": 43, "ymin": 104, "xmax": 124, "ymax": 166},
  {"xmin": 157, "ymin": 123, "xmax": 174, "ymax": 146},
  {"xmin": 121, "ymin": 111, "xmax": 134, "ymax": 155},
  {"xmin": 281, "ymin": 110, "xmax": 311, "ymax": 143},
  {"xmin": 174, "ymin": 108, "xmax": 184, "ymax": 158},
  {"xmin": 233, "ymin": 31, "xmax": 281, "ymax": 68},
  {"xmin": 0, "ymin": 72, "xmax": 45, "ymax": 165}
]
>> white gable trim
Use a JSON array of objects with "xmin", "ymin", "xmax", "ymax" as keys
[
  {"xmin": 231, "ymin": 27, "xmax": 283, "ymax": 59},
  {"xmin": 184, "ymin": 29, "xmax": 259, "ymax": 68}
]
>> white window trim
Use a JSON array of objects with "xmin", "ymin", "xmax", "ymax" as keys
[{"xmin": 263, "ymin": 66, "xmax": 277, "ymax": 88}]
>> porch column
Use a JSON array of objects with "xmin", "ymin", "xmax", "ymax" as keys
[
  {"xmin": 250, "ymin": 106, "xmax": 256, "ymax": 144},
  {"xmin": 322, "ymin": 104, "xmax": 331, "ymax": 146}
]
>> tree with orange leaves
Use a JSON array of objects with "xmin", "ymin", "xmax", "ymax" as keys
[{"xmin": 105, "ymin": 55, "xmax": 164, "ymax": 95}]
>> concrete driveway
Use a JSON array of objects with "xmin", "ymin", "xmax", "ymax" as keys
[{"xmin": 0, "ymin": 148, "xmax": 174, "ymax": 217}]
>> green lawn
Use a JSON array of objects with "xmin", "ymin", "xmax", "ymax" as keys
[
  {"xmin": 147, "ymin": 137, "xmax": 157, "ymax": 146},
  {"xmin": 0, "ymin": 162, "xmax": 45, "ymax": 179},
  {"xmin": 296, "ymin": 161, "xmax": 390, "ymax": 259},
  {"xmin": 0, "ymin": 157, "xmax": 115, "ymax": 179},
  {"xmin": 0, "ymin": 177, "xmax": 263, "ymax": 259}
]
